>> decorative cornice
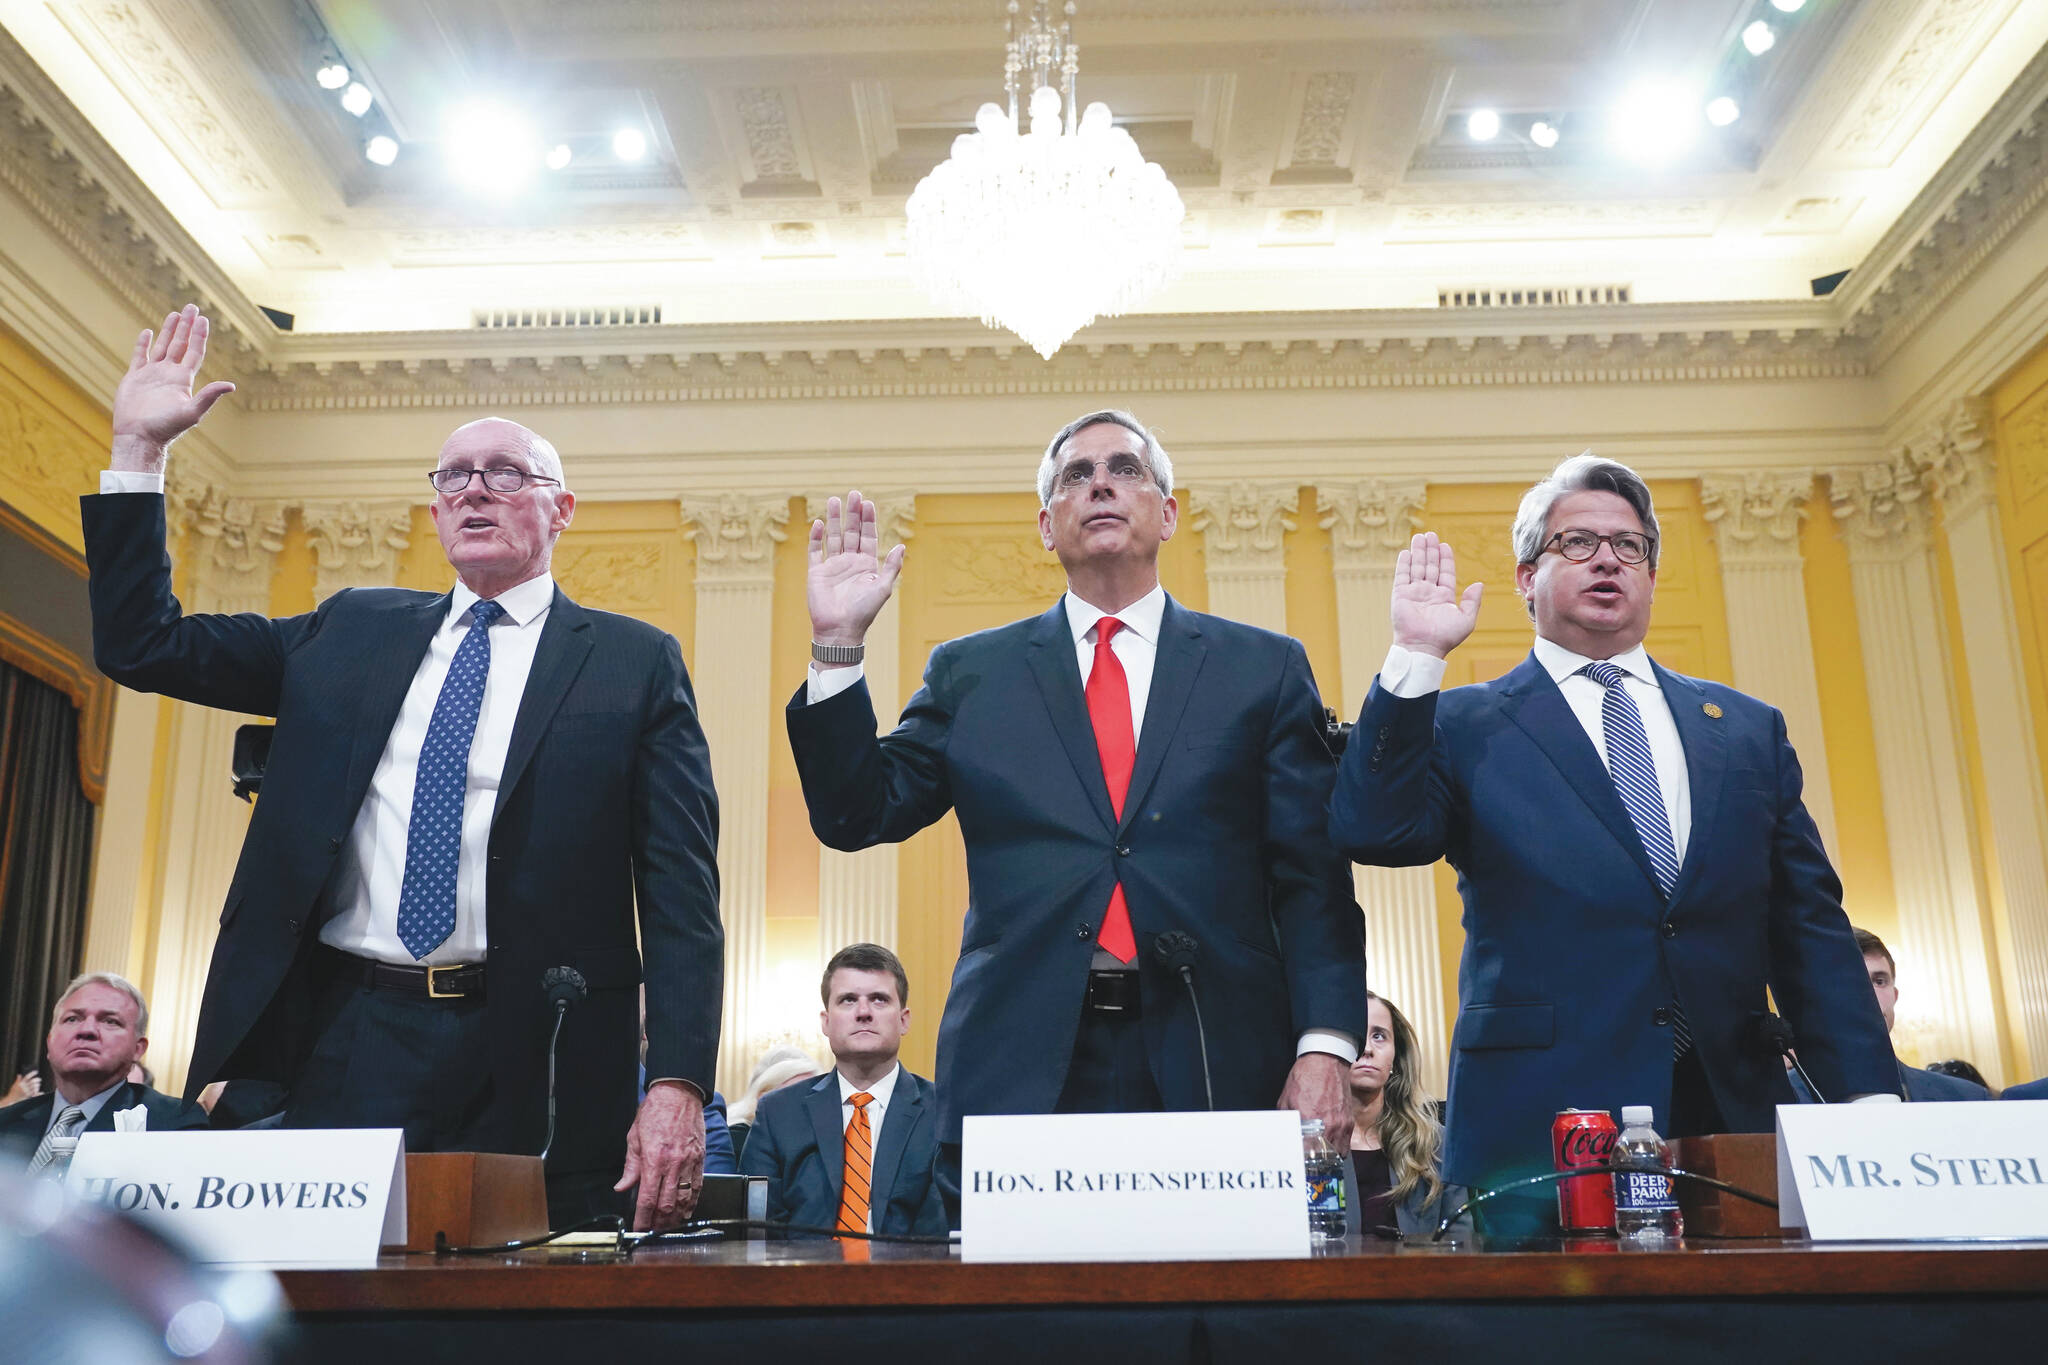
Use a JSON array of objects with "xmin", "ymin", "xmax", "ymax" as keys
[
  {"xmin": 1699, "ymin": 471, "xmax": 1814, "ymax": 566},
  {"xmin": 1827, "ymin": 455, "xmax": 1933, "ymax": 557},
  {"xmin": 681, "ymin": 493, "xmax": 790, "ymax": 582},
  {"xmin": 1192, "ymin": 481, "xmax": 1298, "ymax": 576},
  {"xmin": 1906, "ymin": 395, "xmax": 1997, "ymax": 521},
  {"xmin": 1318, "ymin": 479, "xmax": 1428, "ymax": 567}
]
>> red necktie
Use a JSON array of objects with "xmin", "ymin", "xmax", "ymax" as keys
[{"xmin": 1086, "ymin": 618, "xmax": 1138, "ymax": 963}]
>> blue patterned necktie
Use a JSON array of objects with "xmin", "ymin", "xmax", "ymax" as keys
[{"xmin": 396, "ymin": 598, "xmax": 504, "ymax": 960}]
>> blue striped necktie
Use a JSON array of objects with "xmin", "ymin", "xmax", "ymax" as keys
[{"xmin": 396, "ymin": 598, "xmax": 504, "ymax": 960}]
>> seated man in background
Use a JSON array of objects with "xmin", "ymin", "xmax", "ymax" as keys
[
  {"xmin": 1789, "ymin": 929, "xmax": 1988, "ymax": 1102},
  {"xmin": 0, "ymin": 974, "xmax": 207, "ymax": 1172},
  {"xmin": 740, "ymin": 944, "xmax": 946, "ymax": 1238}
]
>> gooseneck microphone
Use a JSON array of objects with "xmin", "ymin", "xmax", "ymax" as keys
[
  {"xmin": 1747, "ymin": 1009, "xmax": 1829, "ymax": 1104},
  {"xmin": 1153, "ymin": 931, "xmax": 1214, "ymax": 1111},
  {"xmin": 539, "ymin": 966, "xmax": 588, "ymax": 1162}
]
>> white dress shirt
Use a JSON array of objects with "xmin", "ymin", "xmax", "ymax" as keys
[
  {"xmin": 43, "ymin": 1080, "xmax": 124, "ymax": 1138},
  {"xmin": 838, "ymin": 1062, "xmax": 901, "ymax": 1233}
]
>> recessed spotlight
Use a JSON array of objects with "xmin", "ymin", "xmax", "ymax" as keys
[
  {"xmin": 315, "ymin": 62, "xmax": 350, "ymax": 91},
  {"xmin": 612, "ymin": 127, "xmax": 647, "ymax": 162},
  {"xmin": 1770, "ymin": 0, "xmax": 1805, "ymax": 11},
  {"xmin": 443, "ymin": 99, "xmax": 540, "ymax": 196},
  {"xmin": 1610, "ymin": 82, "xmax": 1699, "ymax": 165},
  {"xmin": 365, "ymin": 135, "xmax": 398, "ymax": 166},
  {"xmin": 1706, "ymin": 97, "xmax": 1740, "ymax": 127},
  {"xmin": 546, "ymin": 144, "xmax": 573, "ymax": 171},
  {"xmin": 341, "ymin": 82, "xmax": 373, "ymax": 117},
  {"xmin": 1466, "ymin": 108, "xmax": 1501, "ymax": 142},
  {"xmin": 1743, "ymin": 20, "xmax": 1776, "ymax": 55},
  {"xmin": 1529, "ymin": 120, "xmax": 1560, "ymax": 149}
]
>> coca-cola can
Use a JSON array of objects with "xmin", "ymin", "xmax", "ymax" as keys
[{"xmin": 1553, "ymin": 1109, "xmax": 1618, "ymax": 1235}]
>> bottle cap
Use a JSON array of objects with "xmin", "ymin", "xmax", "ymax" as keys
[
  {"xmin": 1620, "ymin": 1105, "xmax": 1654, "ymax": 1126},
  {"xmin": 1300, "ymin": 1118, "xmax": 1325, "ymax": 1134}
]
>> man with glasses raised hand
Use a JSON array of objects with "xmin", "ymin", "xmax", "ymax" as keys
[
  {"xmin": 1329, "ymin": 453, "xmax": 1894, "ymax": 1235},
  {"xmin": 80, "ymin": 305, "xmax": 722, "ymax": 1232},
  {"xmin": 788, "ymin": 410, "xmax": 1367, "ymax": 1213}
]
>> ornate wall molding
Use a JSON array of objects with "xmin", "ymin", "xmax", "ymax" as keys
[
  {"xmin": 1191, "ymin": 481, "xmax": 1299, "ymax": 575},
  {"xmin": 1906, "ymin": 396, "xmax": 1997, "ymax": 520},
  {"xmin": 1699, "ymin": 470, "xmax": 1814, "ymax": 566},
  {"xmin": 680, "ymin": 493, "xmax": 790, "ymax": 583},
  {"xmin": 1317, "ymin": 479, "xmax": 1428, "ymax": 568},
  {"xmin": 1827, "ymin": 454, "xmax": 1933, "ymax": 555},
  {"xmin": 302, "ymin": 500, "xmax": 415, "ymax": 600}
]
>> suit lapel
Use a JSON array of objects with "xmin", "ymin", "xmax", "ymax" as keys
[
  {"xmin": 1497, "ymin": 654, "xmax": 1663, "ymax": 894},
  {"xmin": 866, "ymin": 1065, "xmax": 920, "ymax": 1223},
  {"xmin": 805, "ymin": 1074, "xmax": 846, "ymax": 1200},
  {"xmin": 83, "ymin": 1082, "xmax": 142, "ymax": 1134},
  {"xmin": 343, "ymin": 593, "xmax": 447, "ymax": 806},
  {"xmin": 1119, "ymin": 598, "xmax": 1205, "ymax": 836},
  {"xmin": 1024, "ymin": 601, "xmax": 1118, "ymax": 833},
  {"xmin": 494, "ymin": 589, "xmax": 596, "ymax": 815},
  {"xmin": 1656, "ymin": 664, "xmax": 1728, "ymax": 905}
]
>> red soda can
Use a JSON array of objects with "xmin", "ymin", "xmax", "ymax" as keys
[{"xmin": 1553, "ymin": 1109, "xmax": 1618, "ymax": 1235}]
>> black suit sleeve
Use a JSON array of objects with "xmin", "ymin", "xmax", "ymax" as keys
[
  {"xmin": 786, "ymin": 653, "xmax": 957, "ymax": 851},
  {"xmin": 632, "ymin": 632, "xmax": 724, "ymax": 1095},
  {"xmin": 1329, "ymin": 678, "xmax": 1458, "ymax": 867}
]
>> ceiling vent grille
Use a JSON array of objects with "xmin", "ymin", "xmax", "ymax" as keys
[
  {"xmin": 1438, "ymin": 285, "xmax": 1631, "ymax": 308},
  {"xmin": 472, "ymin": 305, "xmax": 663, "ymax": 328}
]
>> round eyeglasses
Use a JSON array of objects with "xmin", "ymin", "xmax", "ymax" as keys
[
  {"xmin": 1543, "ymin": 529, "xmax": 1655, "ymax": 565},
  {"xmin": 428, "ymin": 466, "xmax": 561, "ymax": 495}
]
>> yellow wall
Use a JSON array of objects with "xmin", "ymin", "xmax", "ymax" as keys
[{"xmin": 0, "ymin": 324, "xmax": 107, "ymax": 552}]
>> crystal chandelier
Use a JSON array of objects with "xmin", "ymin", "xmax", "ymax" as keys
[{"xmin": 905, "ymin": 0, "xmax": 1185, "ymax": 359}]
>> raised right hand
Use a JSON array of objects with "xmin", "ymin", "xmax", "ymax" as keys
[
  {"xmin": 111, "ymin": 304, "xmax": 236, "ymax": 472},
  {"xmin": 807, "ymin": 490, "xmax": 905, "ymax": 651},
  {"xmin": 1391, "ymin": 531, "xmax": 1483, "ymax": 659}
]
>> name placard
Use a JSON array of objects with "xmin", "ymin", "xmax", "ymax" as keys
[
  {"xmin": 961, "ymin": 1110, "xmax": 1309, "ymax": 1262},
  {"xmin": 68, "ymin": 1129, "xmax": 406, "ymax": 1266},
  {"xmin": 1776, "ymin": 1101, "xmax": 2048, "ymax": 1241}
]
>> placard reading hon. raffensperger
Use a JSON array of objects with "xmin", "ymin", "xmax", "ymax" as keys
[{"xmin": 961, "ymin": 1110, "xmax": 1310, "ymax": 1261}]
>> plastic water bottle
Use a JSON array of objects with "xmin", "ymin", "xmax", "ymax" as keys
[
  {"xmin": 1301, "ymin": 1118, "xmax": 1346, "ymax": 1241},
  {"xmin": 1610, "ymin": 1104, "xmax": 1683, "ymax": 1242}
]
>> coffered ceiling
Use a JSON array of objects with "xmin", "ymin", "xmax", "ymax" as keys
[{"xmin": 0, "ymin": 0, "xmax": 2041, "ymax": 340}]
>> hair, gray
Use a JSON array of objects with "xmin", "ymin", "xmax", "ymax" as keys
[
  {"xmin": 1511, "ymin": 452, "xmax": 1660, "ymax": 569},
  {"xmin": 1036, "ymin": 409, "xmax": 1176, "ymax": 506},
  {"xmin": 51, "ymin": 971, "xmax": 149, "ymax": 1035}
]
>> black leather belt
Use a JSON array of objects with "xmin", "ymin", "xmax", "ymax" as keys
[
  {"xmin": 324, "ymin": 948, "xmax": 486, "ymax": 1000},
  {"xmin": 1083, "ymin": 970, "xmax": 1141, "ymax": 1017}
]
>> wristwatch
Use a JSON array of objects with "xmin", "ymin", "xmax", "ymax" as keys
[{"xmin": 811, "ymin": 641, "xmax": 865, "ymax": 665}]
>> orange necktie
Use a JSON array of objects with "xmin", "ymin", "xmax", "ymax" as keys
[
  {"xmin": 1086, "ymin": 618, "xmax": 1138, "ymax": 962},
  {"xmin": 836, "ymin": 1091, "xmax": 874, "ymax": 1236}
]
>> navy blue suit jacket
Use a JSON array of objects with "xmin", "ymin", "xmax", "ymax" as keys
[
  {"xmin": 1788, "ymin": 1059, "xmax": 1987, "ymax": 1103},
  {"xmin": 0, "ymin": 1082, "xmax": 209, "ymax": 1162},
  {"xmin": 787, "ymin": 597, "xmax": 1367, "ymax": 1141},
  {"xmin": 738, "ymin": 1067, "xmax": 947, "ymax": 1235},
  {"xmin": 2002, "ymin": 1077, "xmax": 2048, "ymax": 1101},
  {"xmin": 1329, "ymin": 651, "xmax": 1895, "ymax": 1191},
  {"xmin": 81, "ymin": 493, "xmax": 722, "ymax": 1180}
]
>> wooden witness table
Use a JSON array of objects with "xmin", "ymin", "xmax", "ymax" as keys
[{"xmin": 277, "ymin": 1234, "xmax": 2048, "ymax": 1363}]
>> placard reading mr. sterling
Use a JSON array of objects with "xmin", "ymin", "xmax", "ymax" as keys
[{"xmin": 961, "ymin": 1111, "xmax": 1310, "ymax": 1261}]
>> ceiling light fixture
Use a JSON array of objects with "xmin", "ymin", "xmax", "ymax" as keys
[
  {"xmin": 341, "ymin": 82, "xmax": 373, "ymax": 117},
  {"xmin": 1467, "ymin": 109, "xmax": 1501, "ymax": 142},
  {"xmin": 443, "ymin": 99, "xmax": 540, "ymax": 196},
  {"xmin": 365, "ymin": 135, "xmax": 398, "ymax": 166},
  {"xmin": 612, "ymin": 128, "xmax": 647, "ymax": 162},
  {"xmin": 547, "ymin": 144, "xmax": 573, "ymax": 171},
  {"xmin": 1705, "ymin": 97, "xmax": 1740, "ymax": 127},
  {"xmin": 905, "ymin": 0, "xmax": 1183, "ymax": 359},
  {"xmin": 1609, "ymin": 82, "xmax": 1700, "ymax": 165},
  {"xmin": 315, "ymin": 61, "xmax": 350, "ymax": 91},
  {"xmin": 1769, "ymin": 0, "xmax": 1806, "ymax": 12},
  {"xmin": 1529, "ymin": 120, "xmax": 1560, "ymax": 149},
  {"xmin": 1743, "ymin": 20, "xmax": 1777, "ymax": 55}
]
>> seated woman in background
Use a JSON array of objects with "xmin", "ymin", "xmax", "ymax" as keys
[{"xmin": 1346, "ymin": 992, "xmax": 1467, "ymax": 1239}]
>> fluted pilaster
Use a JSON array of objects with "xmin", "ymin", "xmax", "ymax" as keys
[{"xmin": 1192, "ymin": 482, "xmax": 1297, "ymax": 631}]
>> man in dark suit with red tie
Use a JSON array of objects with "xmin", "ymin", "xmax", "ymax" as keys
[{"xmin": 786, "ymin": 410, "xmax": 1368, "ymax": 1183}]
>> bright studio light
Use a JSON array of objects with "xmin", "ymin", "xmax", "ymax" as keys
[
  {"xmin": 341, "ymin": 82, "xmax": 373, "ymax": 117},
  {"xmin": 1529, "ymin": 120, "xmax": 1560, "ymax": 149},
  {"xmin": 365, "ymin": 135, "xmax": 398, "ymax": 166},
  {"xmin": 443, "ymin": 99, "xmax": 541, "ymax": 195},
  {"xmin": 1467, "ymin": 108, "xmax": 1501, "ymax": 142},
  {"xmin": 1743, "ymin": 20, "xmax": 1777, "ymax": 55},
  {"xmin": 1770, "ymin": 0, "xmax": 1806, "ymax": 12},
  {"xmin": 1706, "ymin": 97, "xmax": 1741, "ymax": 127},
  {"xmin": 1609, "ymin": 82, "xmax": 1699, "ymax": 165},
  {"xmin": 546, "ymin": 144, "xmax": 573, "ymax": 171},
  {"xmin": 612, "ymin": 127, "xmax": 647, "ymax": 162},
  {"xmin": 315, "ymin": 62, "xmax": 350, "ymax": 90}
]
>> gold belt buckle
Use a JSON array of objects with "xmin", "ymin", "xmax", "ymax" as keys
[{"xmin": 426, "ymin": 964, "xmax": 465, "ymax": 999}]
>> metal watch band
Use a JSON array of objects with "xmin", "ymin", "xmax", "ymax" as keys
[{"xmin": 811, "ymin": 640, "xmax": 866, "ymax": 665}]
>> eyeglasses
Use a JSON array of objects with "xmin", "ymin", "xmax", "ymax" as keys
[
  {"xmin": 1055, "ymin": 454, "xmax": 1155, "ymax": 490},
  {"xmin": 428, "ymin": 466, "xmax": 561, "ymax": 495},
  {"xmin": 1543, "ymin": 529, "xmax": 1655, "ymax": 565}
]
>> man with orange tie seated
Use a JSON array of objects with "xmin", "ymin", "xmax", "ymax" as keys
[{"xmin": 739, "ymin": 944, "xmax": 947, "ymax": 1238}]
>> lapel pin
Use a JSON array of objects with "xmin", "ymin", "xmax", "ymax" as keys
[{"xmin": 1702, "ymin": 702, "xmax": 1723, "ymax": 720}]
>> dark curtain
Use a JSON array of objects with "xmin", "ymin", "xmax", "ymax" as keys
[{"xmin": 0, "ymin": 660, "xmax": 95, "ymax": 1085}]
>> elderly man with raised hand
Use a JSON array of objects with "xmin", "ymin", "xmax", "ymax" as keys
[
  {"xmin": 80, "ymin": 304, "xmax": 724, "ymax": 1231},
  {"xmin": 0, "ymin": 974, "xmax": 207, "ymax": 1173}
]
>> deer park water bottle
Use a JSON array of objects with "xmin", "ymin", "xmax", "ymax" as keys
[
  {"xmin": 1301, "ymin": 1118, "xmax": 1346, "ymax": 1241},
  {"xmin": 1610, "ymin": 1104, "xmax": 1683, "ymax": 1242}
]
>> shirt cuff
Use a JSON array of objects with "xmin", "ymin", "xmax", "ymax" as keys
[
  {"xmin": 1297, "ymin": 1029, "xmax": 1360, "ymax": 1064},
  {"xmin": 1378, "ymin": 644, "xmax": 1447, "ymax": 699},
  {"xmin": 805, "ymin": 661, "xmax": 865, "ymax": 705},
  {"xmin": 101, "ymin": 469, "xmax": 166, "ymax": 495},
  {"xmin": 1845, "ymin": 1092, "xmax": 1903, "ymax": 1104}
]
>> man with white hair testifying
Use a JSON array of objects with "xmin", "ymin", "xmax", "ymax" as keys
[
  {"xmin": 79, "ymin": 305, "xmax": 723, "ymax": 1231},
  {"xmin": 1328, "ymin": 453, "xmax": 1896, "ymax": 1233}
]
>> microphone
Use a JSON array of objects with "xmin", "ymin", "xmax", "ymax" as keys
[
  {"xmin": 1152, "ymin": 932, "xmax": 1214, "ymax": 1111},
  {"xmin": 1747, "ymin": 1009, "xmax": 1829, "ymax": 1104},
  {"xmin": 539, "ymin": 966, "xmax": 588, "ymax": 1162}
]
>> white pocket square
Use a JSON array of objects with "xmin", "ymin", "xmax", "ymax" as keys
[{"xmin": 112, "ymin": 1104, "xmax": 148, "ymax": 1133}]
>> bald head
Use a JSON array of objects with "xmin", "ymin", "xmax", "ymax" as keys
[
  {"xmin": 429, "ymin": 417, "xmax": 576, "ymax": 599},
  {"xmin": 445, "ymin": 417, "xmax": 566, "ymax": 488}
]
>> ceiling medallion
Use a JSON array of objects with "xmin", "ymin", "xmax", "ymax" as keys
[{"xmin": 905, "ymin": 0, "xmax": 1184, "ymax": 359}]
